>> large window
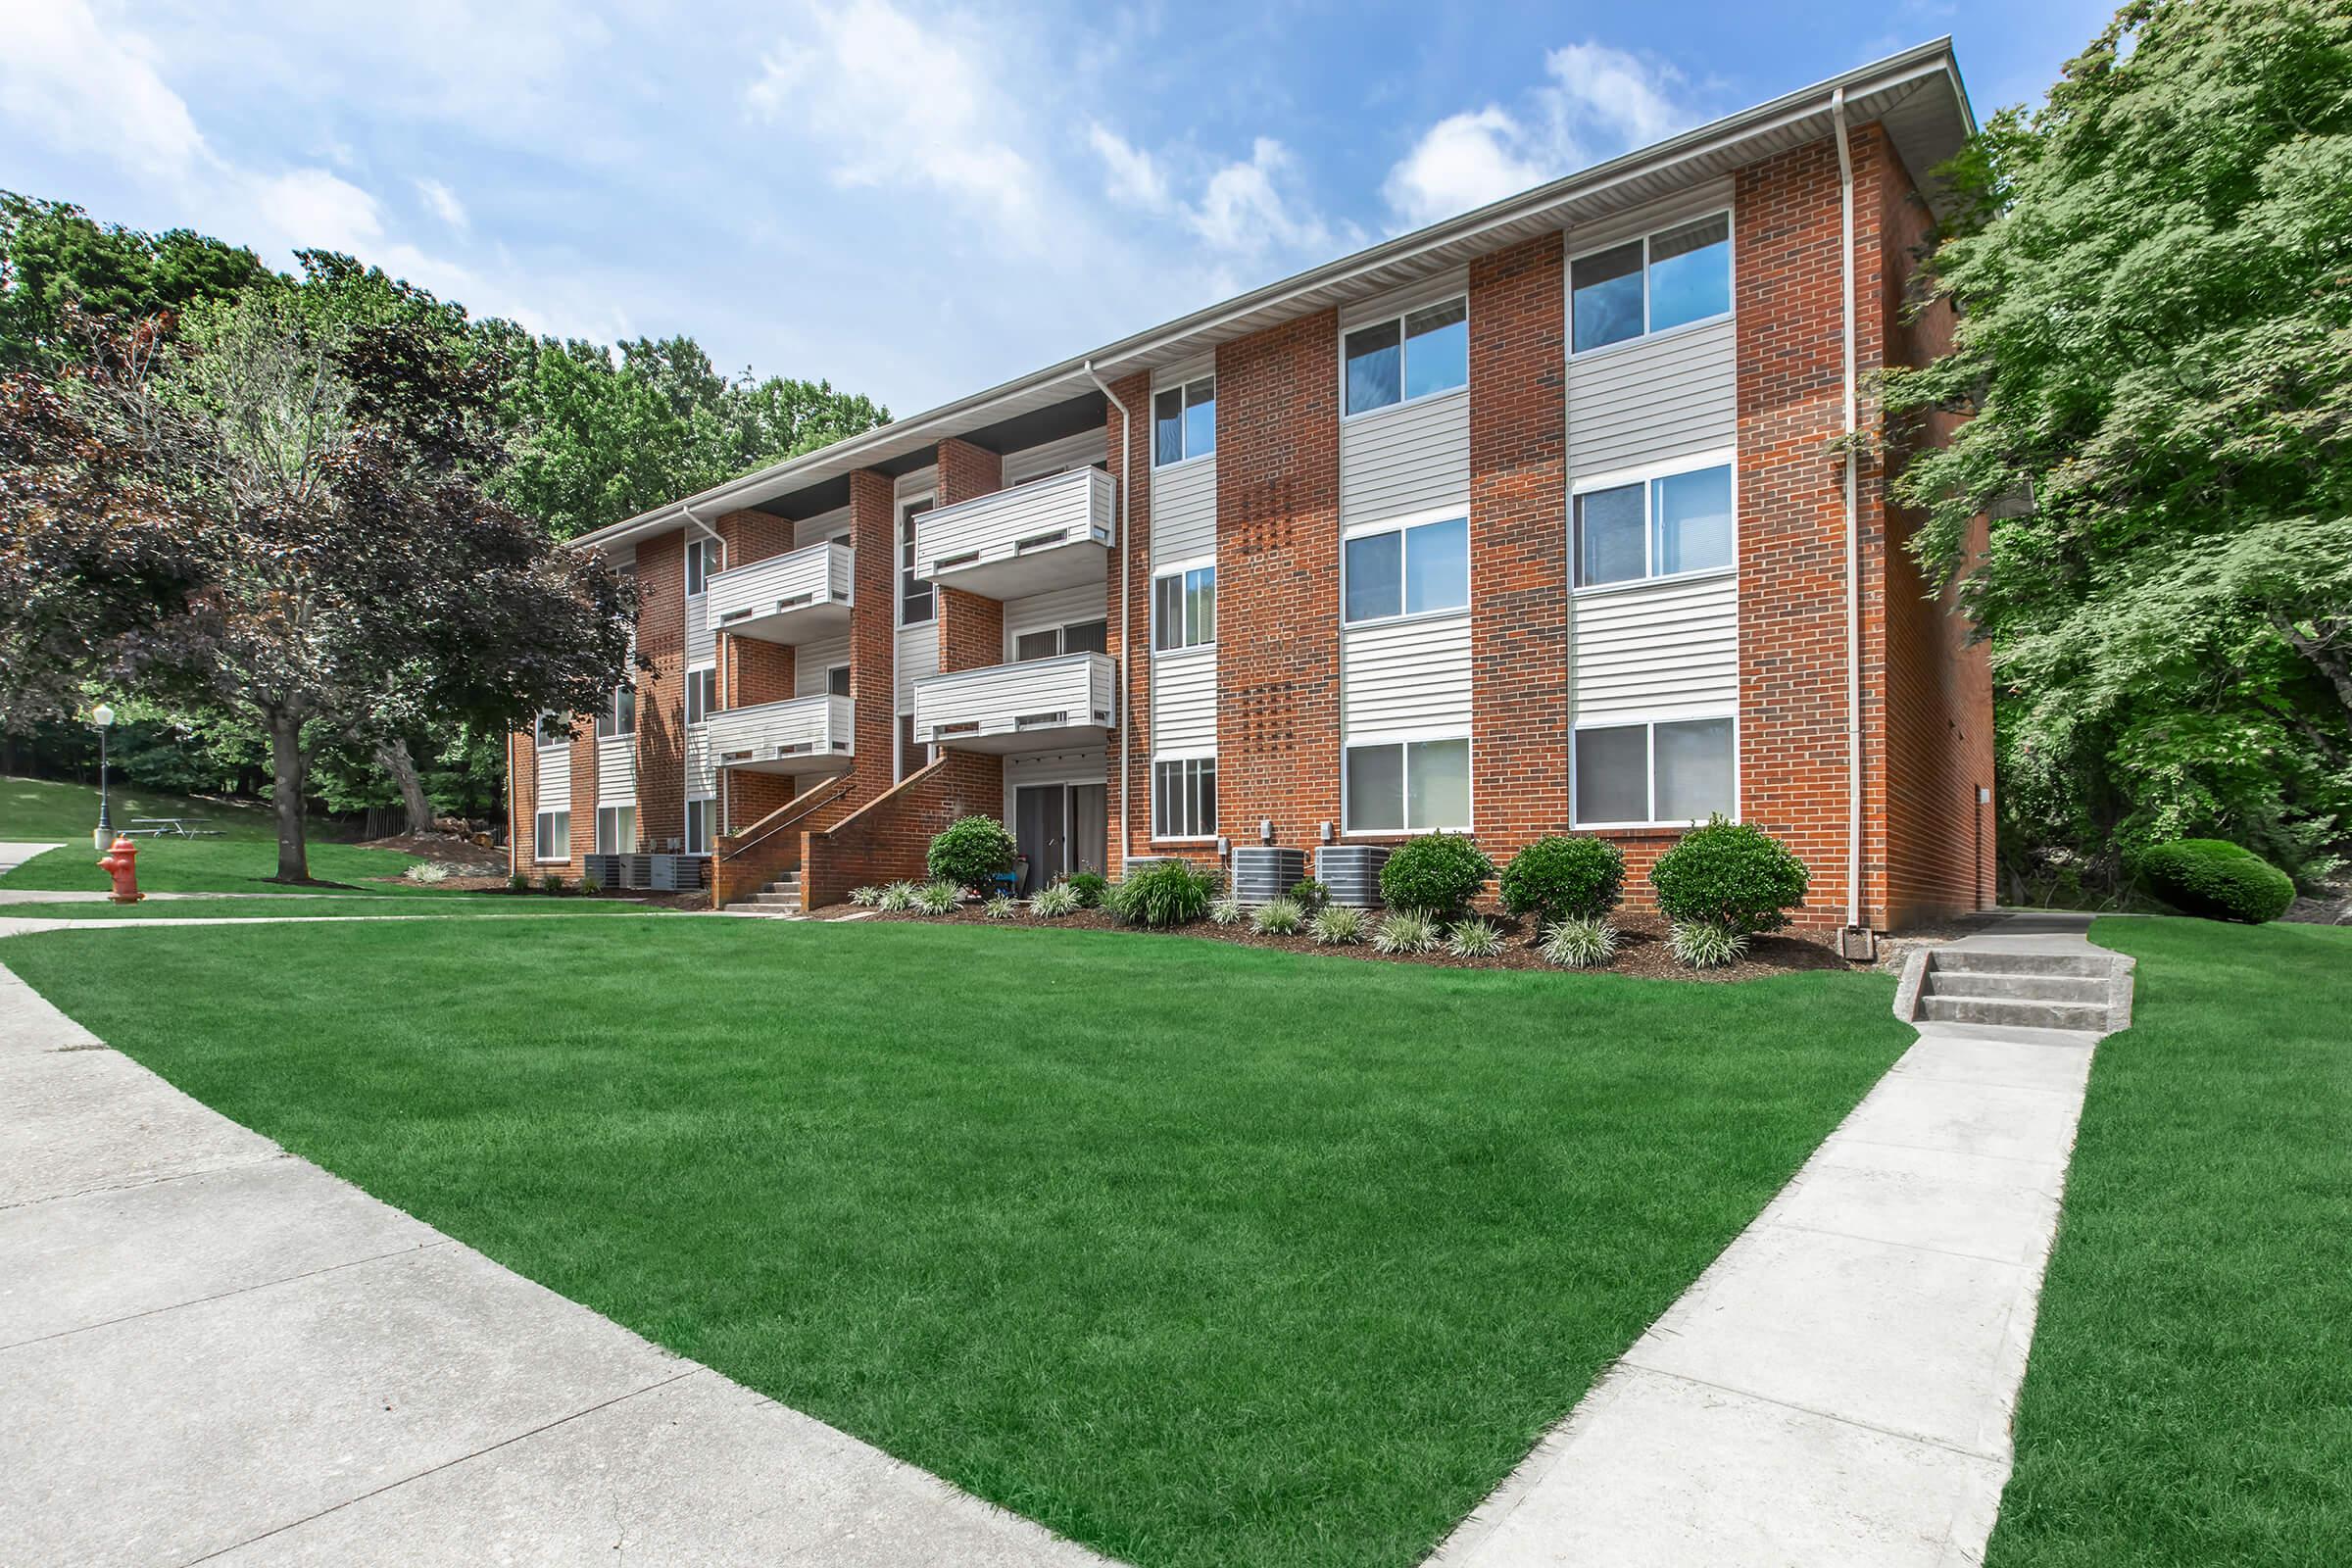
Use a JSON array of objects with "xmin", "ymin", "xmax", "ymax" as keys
[
  {"xmin": 901, "ymin": 497, "xmax": 934, "ymax": 625},
  {"xmin": 1345, "ymin": 295, "xmax": 1468, "ymax": 416},
  {"xmin": 685, "ymin": 665, "xmax": 716, "ymax": 726},
  {"xmin": 533, "ymin": 809, "xmax": 569, "ymax": 862},
  {"xmin": 684, "ymin": 797, "xmax": 714, "ymax": 855},
  {"xmin": 595, "ymin": 804, "xmax": 636, "ymax": 855},
  {"xmin": 1574, "ymin": 463, "xmax": 1735, "ymax": 587},
  {"xmin": 1571, "ymin": 213, "xmax": 1732, "ymax": 353},
  {"xmin": 594, "ymin": 682, "xmax": 636, "ymax": 739},
  {"xmin": 1152, "ymin": 564, "xmax": 1216, "ymax": 650},
  {"xmin": 684, "ymin": 536, "xmax": 721, "ymax": 596},
  {"xmin": 1344, "ymin": 736, "xmax": 1470, "ymax": 833},
  {"xmin": 1152, "ymin": 756, "xmax": 1217, "ymax": 839},
  {"xmin": 1152, "ymin": 375, "xmax": 1215, "ymax": 466},
  {"xmin": 534, "ymin": 712, "xmax": 566, "ymax": 749},
  {"xmin": 1015, "ymin": 618, "xmax": 1109, "ymax": 662},
  {"xmin": 1344, "ymin": 514, "xmax": 1469, "ymax": 623},
  {"xmin": 1573, "ymin": 717, "xmax": 1735, "ymax": 826}
]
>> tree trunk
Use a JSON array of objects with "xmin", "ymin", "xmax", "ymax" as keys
[
  {"xmin": 375, "ymin": 738, "xmax": 435, "ymax": 837},
  {"xmin": 269, "ymin": 710, "xmax": 311, "ymax": 883},
  {"xmin": 2277, "ymin": 616, "xmax": 2352, "ymax": 722}
]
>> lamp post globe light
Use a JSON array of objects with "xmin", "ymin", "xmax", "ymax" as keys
[{"xmin": 91, "ymin": 703, "xmax": 116, "ymax": 851}]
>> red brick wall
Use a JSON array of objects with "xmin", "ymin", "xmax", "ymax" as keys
[
  {"xmin": 802, "ymin": 750, "xmax": 1001, "ymax": 906},
  {"xmin": 846, "ymin": 470, "xmax": 900, "ymax": 801},
  {"xmin": 1878, "ymin": 145, "xmax": 1995, "ymax": 924},
  {"xmin": 1215, "ymin": 310, "xmax": 1343, "ymax": 852},
  {"xmin": 507, "ymin": 729, "xmax": 530, "ymax": 878},
  {"xmin": 935, "ymin": 437, "xmax": 1007, "ymax": 674},
  {"xmin": 1734, "ymin": 126, "xmax": 1892, "ymax": 932},
  {"xmin": 1104, "ymin": 371, "xmax": 1154, "ymax": 877},
  {"xmin": 632, "ymin": 531, "xmax": 686, "ymax": 853},
  {"xmin": 1469, "ymin": 231, "xmax": 1572, "ymax": 864}
]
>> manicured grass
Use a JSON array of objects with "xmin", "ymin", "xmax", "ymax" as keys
[
  {"xmin": 1987, "ymin": 917, "xmax": 2352, "ymax": 1568},
  {"xmin": 1, "ymin": 773, "xmax": 289, "ymax": 842},
  {"xmin": 0, "ymin": 897, "xmax": 668, "ymax": 920},
  {"xmin": 7, "ymin": 917, "xmax": 1909, "ymax": 1568}
]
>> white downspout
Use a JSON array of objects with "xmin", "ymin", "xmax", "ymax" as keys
[
  {"xmin": 1082, "ymin": 361, "xmax": 1134, "ymax": 872},
  {"xmin": 1832, "ymin": 87, "xmax": 1863, "ymax": 938}
]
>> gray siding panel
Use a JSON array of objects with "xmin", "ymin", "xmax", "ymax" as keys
[
  {"xmin": 1568, "ymin": 573, "xmax": 1739, "ymax": 724},
  {"xmin": 685, "ymin": 592, "xmax": 714, "ymax": 666},
  {"xmin": 1566, "ymin": 318, "xmax": 1737, "ymax": 477},
  {"xmin": 1150, "ymin": 646, "xmax": 1216, "ymax": 754},
  {"xmin": 1150, "ymin": 457, "xmax": 1216, "ymax": 565},
  {"xmin": 1340, "ymin": 390, "xmax": 1470, "ymax": 524},
  {"xmin": 534, "ymin": 745, "xmax": 570, "ymax": 813},
  {"xmin": 1341, "ymin": 612, "xmax": 1474, "ymax": 736}
]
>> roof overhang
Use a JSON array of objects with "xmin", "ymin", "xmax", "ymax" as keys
[{"xmin": 573, "ymin": 38, "xmax": 1972, "ymax": 554}]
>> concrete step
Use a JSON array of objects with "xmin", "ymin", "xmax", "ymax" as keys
[
  {"xmin": 751, "ymin": 891, "xmax": 799, "ymax": 906},
  {"xmin": 1931, "ymin": 949, "xmax": 2110, "ymax": 979},
  {"xmin": 1920, "ymin": 995, "xmax": 2111, "ymax": 1031},
  {"xmin": 1925, "ymin": 969, "xmax": 2109, "ymax": 1004}
]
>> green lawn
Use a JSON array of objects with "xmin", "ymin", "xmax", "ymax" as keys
[
  {"xmin": 0, "ymin": 897, "xmax": 667, "ymax": 920},
  {"xmin": 2, "ymin": 772, "xmax": 309, "ymax": 841},
  {"xmin": 1987, "ymin": 916, "xmax": 2352, "ymax": 1568},
  {"xmin": 4, "ymin": 917, "xmax": 1910, "ymax": 1568}
]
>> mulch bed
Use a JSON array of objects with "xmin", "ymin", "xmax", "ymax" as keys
[{"xmin": 817, "ymin": 902, "xmax": 1864, "ymax": 983}]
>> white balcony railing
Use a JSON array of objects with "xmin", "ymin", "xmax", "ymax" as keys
[
  {"xmin": 913, "ymin": 466, "xmax": 1114, "ymax": 600},
  {"xmin": 705, "ymin": 693, "xmax": 855, "ymax": 775},
  {"xmin": 704, "ymin": 540, "xmax": 854, "ymax": 645},
  {"xmin": 911, "ymin": 652, "xmax": 1117, "ymax": 755}
]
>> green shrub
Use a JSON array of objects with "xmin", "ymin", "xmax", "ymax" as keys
[
  {"xmin": 1208, "ymin": 895, "xmax": 1246, "ymax": 926},
  {"xmin": 915, "ymin": 880, "xmax": 960, "ymax": 914},
  {"xmin": 1378, "ymin": 833, "xmax": 1495, "ymax": 916},
  {"xmin": 2136, "ymin": 838, "xmax": 2295, "ymax": 924},
  {"xmin": 1446, "ymin": 916, "xmax": 1505, "ymax": 958},
  {"xmin": 1373, "ymin": 909, "xmax": 1439, "ymax": 955},
  {"xmin": 1542, "ymin": 916, "xmax": 1620, "ymax": 969},
  {"xmin": 1648, "ymin": 817, "xmax": 1809, "ymax": 934},
  {"xmin": 1290, "ymin": 878, "xmax": 1330, "ymax": 912},
  {"xmin": 580, "ymin": 868, "xmax": 602, "ymax": 896},
  {"xmin": 1669, "ymin": 919, "xmax": 1748, "ymax": 968},
  {"xmin": 1066, "ymin": 870, "xmax": 1110, "ymax": 908},
  {"xmin": 877, "ymin": 881, "xmax": 918, "ymax": 912},
  {"xmin": 1115, "ymin": 858, "xmax": 1217, "ymax": 928},
  {"xmin": 510, "ymin": 871, "xmax": 529, "ymax": 893},
  {"xmin": 1308, "ymin": 904, "xmax": 1366, "ymax": 945},
  {"xmin": 1251, "ymin": 897, "xmax": 1305, "ymax": 935},
  {"xmin": 982, "ymin": 894, "xmax": 1018, "ymax": 919},
  {"xmin": 928, "ymin": 815, "xmax": 1017, "ymax": 890},
  {"xmin": 1030, "ymin": 882, "xmax": 1082, "ymax": 917},
  {"xmin": 540, "ymin": 872, "xmax": 564, "ymax": 895},
  {"xmin": 847, "ymin": 885, "xmax": 881, "ymax": 906},
  {"xmin": 1499, "ymin": 836, "xmax": 1625, "ymax": 924}
]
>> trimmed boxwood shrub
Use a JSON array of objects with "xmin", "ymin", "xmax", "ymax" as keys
[
  {"xmin": 1498, "ymin": 835, "xmax": 1625, "ymax": 924},
  {"xmin": 1065, "ymin": 870, "xmax": 1109, "ymax": 908},
  {"xmin": 1378, "ymin": 833, "xmax": 1495, "ymax": 916},
  {"xmin": 2137, "ymin": 838, "xmax": 2294, "ymax": 923},
  {"xmin": 1648, "ymin": 816, "xmax": 1809, "ymax": 934},
  {"xmin": 927, "ymin": 815, "xmax": 1016, "ymax": 890},
  {"xmin": 1114, "ymin": 858, "xmax": 1217, "ymax": 928}
]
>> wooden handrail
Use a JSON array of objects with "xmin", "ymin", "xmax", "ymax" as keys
[{"xmin": 717, "ymin": 774, "xmax": 853, "ymax": 862}]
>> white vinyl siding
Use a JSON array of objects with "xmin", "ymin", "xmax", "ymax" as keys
[
  {"xmin": 895, "ymin": 620, "xmax": 937, "ymax": 714},
  {"xmin": 794, "ymin": 631, "xmax": 853, "ymax": 698},
  {"xmin": 1151, "ymin": 646, "xmax": 1217, "ymax": 755},
  {"xmin": 1568, "ymin": 571, "xmax": 1740, "ymax": 726},
  {"xmin": 595, "ymin": 735, "xmax": 635, "ymax": 808},
  {"xmin": 1342, "ymin": 612, "xmax": 1473, "ymax": 734},
  {"xmin": 1339, "ymin": 391, "xmax": 1470, "ymax": 525},
  {"xmin": 534, "ymin": 739, "xmax": 570, "ymax": 813},
  {"xmin": 793, "ymin": 504, "xmax": 852, "ymax": 551},
  {"xmin": 1566, "ymin": 317, "xmax": 1737, "ymax": 477},
  {"xmin": 1003, "ymin": 582, "xmax": 1108, "ymax": 662},
  {"xmin": 684, "ymin": 726, "xmax": 714, "ymax": 798},
  {"xmin": 912, "ymin": 654, "xmax": 1116, "ymax": 746},
  {"xmin": 685, "ymin": 585, "xmax": 715, "ymax": 665},
  {"xmin": 1003, "ymin": 429, "xmax": 1107, "ymax": 485},
  {"xmin": 1150, "ymin": 443, "xmax": 1217, "ymax": 565}
]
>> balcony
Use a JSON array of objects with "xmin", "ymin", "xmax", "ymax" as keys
[
  {"xmin": 705, "ymin": 693, "xmax": 855, "ymax": 775},
  {"xmin": 913, "ymin": 466, "xmax": 1115, "ymax": 601},
  {"xmin": 911, "ymin": 652, "xmax": 1117, "ymax": 755},
  {"xmin": 704, "ymin": 540, "xmax": 853, "ymax": 645}
]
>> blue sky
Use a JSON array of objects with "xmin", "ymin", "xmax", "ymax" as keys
[{"xmin": 3, "ymin": 0, "xmax": 2112, "ymax": 416}]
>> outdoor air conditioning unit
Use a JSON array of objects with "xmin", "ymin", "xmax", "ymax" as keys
[
  {"xmin": 1230, "ymin": 846, "xmax": 1307, "ymax": 905},
  {"xmin": 1314, "ymin": 845, "xmax": 1391, "ymax": 907},
  {"xmin": 617, "ymin": 854, "xmax": 654, "ymax": 890}
]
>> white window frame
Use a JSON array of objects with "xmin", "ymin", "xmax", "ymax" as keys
[
  {"xmin": 1013, "ymin": 617, "xmax": 1109, "ymax": 662},
  {"xmin": 1570, "ymin": 713, "xmax": 1740, "ymax": 829},
  {"xmin": 685, "ymin": 662, "xmax": 717, "ymax": 727},
  {"xmin": 533, "ymin": 808, "xmax": 569, "ymax": 863},
  {"xmin": 1151, "ymin": 556, "xmax": 1217, "ymax": 651},
  {"xmin": 534, "ymin": 711, "xmax": 566, "ymax": 750},
  {"xmin": 1151, "ymin": 752, "xmax": 1218, "ymax": 842},
  {"xmin": 899, "ymin": 491, "xmax": 936, "ymax": 627},
  {"xmin": 825, "ymin": 662, "xmax": 852, "ymax": 698},
  {"xmin": 1340, "ymin": 293, "xmax": 1470, "ymax": 420},
  {"xmin": 683, "ymin": 796, "xmax": 715, "ymax": 856},
  {"xmin": 1570, "ymin": 451, "xmax": 1740, "ymax": 594},
  {"xmin": 684, "ymin": 535, "xmax": 722, "ymax": 597},
  {"xmin": 594, "ymin": 681, "xmax": 635, "ymax": 739},
  {"xmin": 1568, "ymin": 209, "xmax": 1735, "ymax": 358},
  {"xmin": 1151, "ymin": 373, "xmax": 1216, "ymax": 469},
  {"xmin": 1340, "ymin": 728, "xmax": 1474, "ymax": 837},
  {"xmin": 594, "ymin": 804, "xmax": 636, "ymax": 856},
  {"xmin": 1340, "ymin": 508, "xmax": 1472, "ymax": 628}
]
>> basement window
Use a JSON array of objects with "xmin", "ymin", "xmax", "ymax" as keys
[
  {"xmin": 533, "ymin": 809, "xmax": 569, "ymax": 862},
  {"xmin": 1152, "ymin": 756, "xmax": 1217, "ymax": 840},
  {"xmin": 1572, "ymin": 717, "xmax": 1735, "ymax": 827},
  {"xmin": 1344, "ymin": 736, "xmax": 1470, "ymax": 833}
]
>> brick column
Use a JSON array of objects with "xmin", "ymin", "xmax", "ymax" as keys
[
  {"xmin": 632, "ymin": 530, "xmax": 686, "ymax": 852},
  {"xmin": 846, "ymin": 469, "xmax": 899, "ymax": 802},
  {"xmin": 1215, "ymin": 310, "xmax": 1342, "ymax": 852},
  {"xmin": 1102, "ymin": 371, "xmax": 1154, "ymax": 877},
  {"xmin": 933, "ymin": 437, "xmax": 1005, "ymax": 674},
  {"xmin": 507, "ymin": 729, "xmax": 533, "ymax": 878},
  {"xmin": 1468, "ymin": 231, "xmax": 1570, "ymax": 865}
]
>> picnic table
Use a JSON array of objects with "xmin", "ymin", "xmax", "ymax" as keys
[{"xmin": 125, "ymin": 817, "xmax": 222, "ymax": 839}]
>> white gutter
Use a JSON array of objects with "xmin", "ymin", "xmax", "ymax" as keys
[
  {"xmin": 1082, "ymin": 360, "xmax": 1133, "ymax": 868},
  {"xmin": 1832, "ymin": 87, "xmax": 1863, "ymax": 937}
]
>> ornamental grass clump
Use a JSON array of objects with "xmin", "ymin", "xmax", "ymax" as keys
[
  {"xmin": 1030, "ymin": 882, "xmax": 1082, "ymax": 917},
  {"xmin": 1251, "ymin": 897, "xmax": 1305, "ymax": 936},
  {"xmin": 915, "ymin": 880, "xmax": 960, "ymax": 915},
  {"xmin": 1377, "ymin": 833, "xmax": 1494, "ymax": 919},
  {"xmin": 1115, "ymin": 859, "xmax": 1217, "ymax": 928},
  {"xmin": 1445, "ymin": 916, "xmax": 1505, "ymax": 958},
  {"xmin": 1373, "ymin": 909, "xmax": 1439, "ymax": 955},
  {"xmin": 540, "ymin": 872, "xmax": 565, "ymax": 895},
  {"xmin": 876, "ymin": 881, "xmax": 918, "ymax": 912},
  {"xmin": 1308, "ymin": 904, "xmax": 1366, "ymax": 945},
  {"xmin": 982, "ymin": 894, "xmax": 1018, "ymax": 920},
  {"xmin": 847, "ymin": 885, "xmax": 882, "ymax": 906},
  {"xmin": 1208, "ymin": 895, "xmax": 1246, "ymax": 926},
  {"xmin": 2135, "ymin": 838, "xmax": 2295, "ymax": 924},
  {"xmin": 1499, "ymin": 836, "xmax": 1625, "ymax": 925},
  {"xmin": 1542, "ymin": 915, "xmax": 1620, "ymax": 969},
  {"xmin": 1648, "ymin": 816, "xmax": 1809, "ymax": 935},
  {"xmin": 1669, "ymin": 919, "xmax": 1748, "ymax": 969}
]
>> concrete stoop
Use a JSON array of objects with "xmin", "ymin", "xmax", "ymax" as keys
[
  {"xmin": 1894, "ymin": 944, "xmax": 2133, "ymax": 1035},
  {"xmin": 725, "ymin": 871, "xmax": 803, "ymax": 917}
]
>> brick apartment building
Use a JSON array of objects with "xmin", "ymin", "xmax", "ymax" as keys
[{"xmin": 509, "ymin": 39, "xmax": 1994, "ymax": 938}]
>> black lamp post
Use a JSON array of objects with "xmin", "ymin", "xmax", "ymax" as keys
[{"xmin": 91, "ymin": 703, "xmax": 115, "ymax": 850}]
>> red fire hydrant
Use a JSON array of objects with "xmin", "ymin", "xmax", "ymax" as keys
[{"xmin": 97, "ymin": 835, "xmax": 145, "ymax": 904}]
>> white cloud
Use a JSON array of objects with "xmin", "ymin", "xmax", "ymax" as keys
[
  {"xmin": 1383, "ymin": 40, "xmax": 1699, "ymax": 229},
  {"xmin": 413, "ymin": 176, "xmax": 468, "ymax": 232},
  {"xmin": 1088, "ymin": 122, "xmax": 1168, "ymax": 212},
  {"xmin": 1184, "ymin": 137, "xmax": 1330, "ymax": 258},
  {"xmin": 0, "ymin": 0, "xmax": 210, "ymax": 178}
]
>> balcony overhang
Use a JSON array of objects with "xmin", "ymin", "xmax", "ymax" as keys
[
  {"xmin": 916, "ymin": 466, "xmax": 1115, "ymax": 602},
  {"xmin": 912, "ymin": 652, "xmax": 1118, "ymax": 757},
  {"xmin": 707, "ymin": 694, "xmax": 856, "ymax": 776},
  {"xmin": 705, "ymin": 540, "xmax": 854, "ymax": 646}
]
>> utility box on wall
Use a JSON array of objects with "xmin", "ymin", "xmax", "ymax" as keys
[
  {"xmin": 1314, "ymin": 845, "xmax": 1391, "ymax": 907},
  {"xmin": 1230, "ymin": 847, "xmax": 1307, "ymax": 905}
]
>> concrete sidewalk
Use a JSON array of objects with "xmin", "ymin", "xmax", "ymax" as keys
[
  {"xmin": 0, "ymin": 959, "xmax": 1112, "ymax": 1567},
  {"xmin": 0, "ymin": 841, "xmax": 65, "ymax": 876},
  {"xmin": 1434, "ymin": 912, "xmax": 2128, "ymax": 1568}
]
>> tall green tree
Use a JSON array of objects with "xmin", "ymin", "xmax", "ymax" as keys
[
  {"xmin": 0, "ymin": 192, "xmax": 268, "ymax": 369},
  {"xmin": 1887, "ymin": 0, "xmax": 2352, "ymax": 886}
]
